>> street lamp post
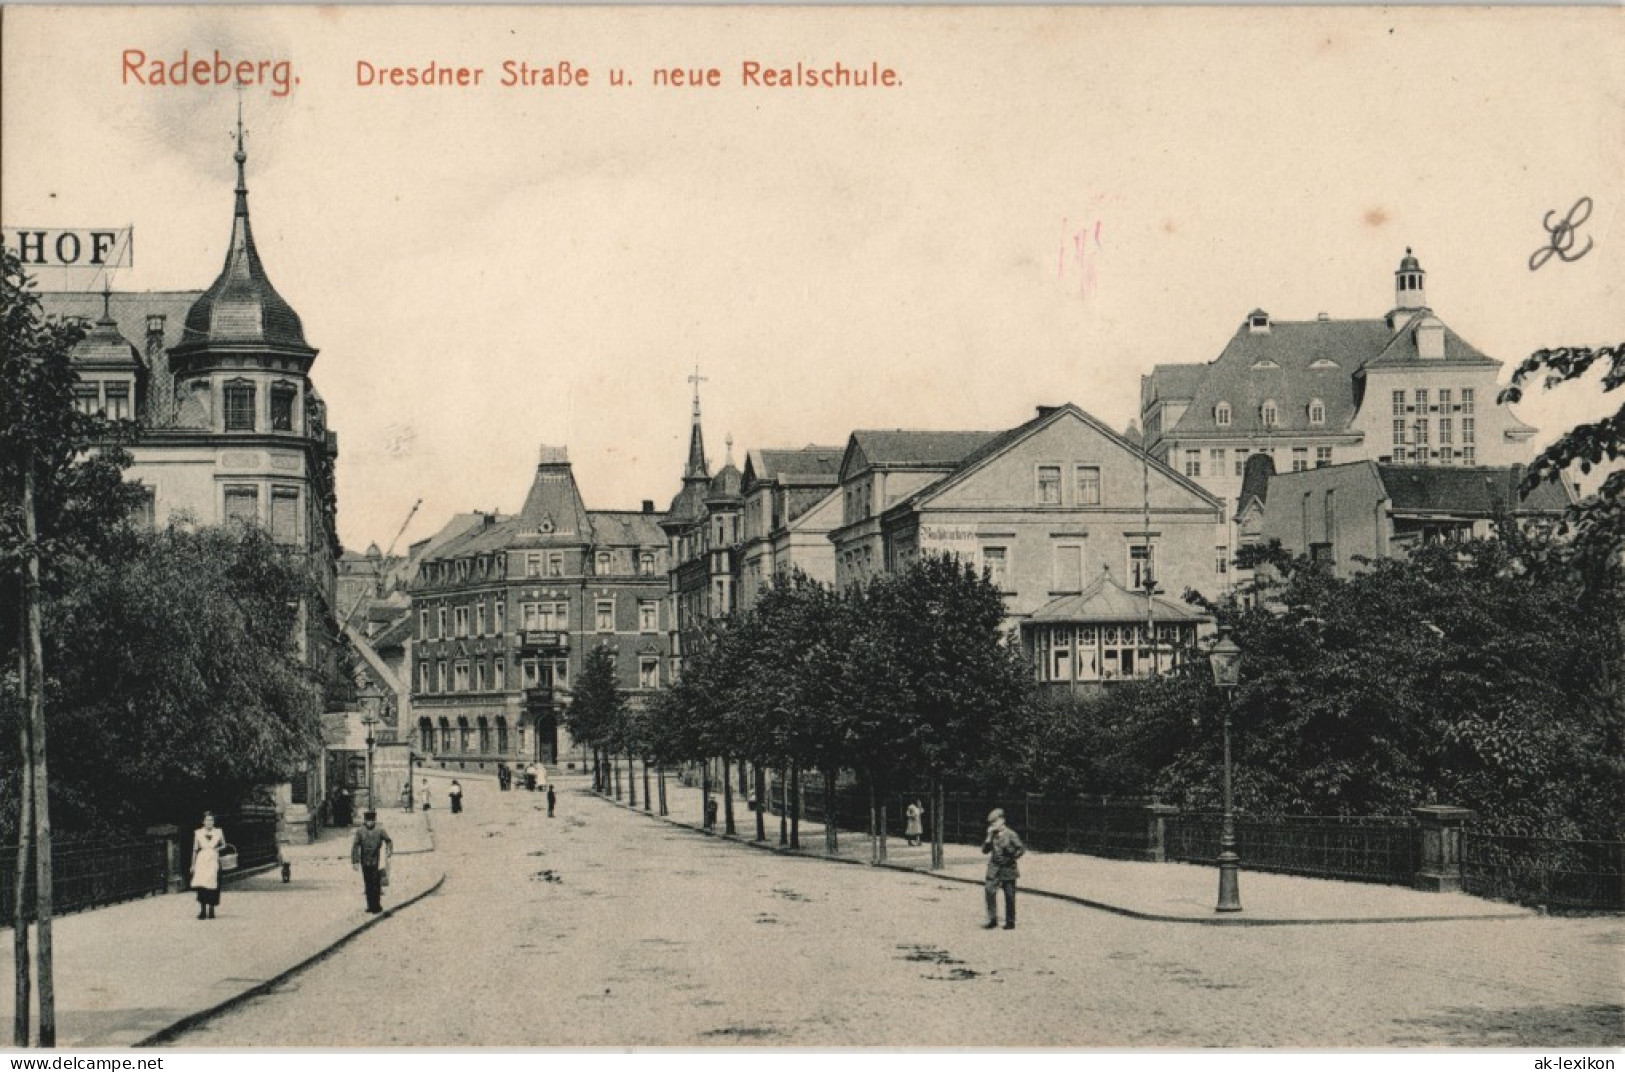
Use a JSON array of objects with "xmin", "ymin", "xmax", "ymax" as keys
[
  {"xmin": 407, "ymin": 751, "xmax": 419, "ymax": 811},
  {"xmin": 1207, "ymin": 629, "xmax": 1244, "ymax": 914},
  {"xmin": 360, "ymin": 685, "xmax": 380, "ymax": 813}
]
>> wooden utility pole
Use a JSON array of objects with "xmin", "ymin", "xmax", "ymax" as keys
[{"xmin": 22, "ymin": 464, "xmax": 56, "ymax": 1046}]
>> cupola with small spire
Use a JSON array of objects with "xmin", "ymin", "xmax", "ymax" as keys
[{"xmin": 171, "ymin": 109, "xmax": 317, "ymax": 374}]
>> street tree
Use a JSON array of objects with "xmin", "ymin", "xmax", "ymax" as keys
[
  {"xmin": 1500, "ymin": 342, "xmax": 1625, "ymax": 571},
  {"xmin": 26, "ymin": 525, "xmax": 327, "ymax": 835},
  {"xmin": 565, "ymin": 645, "xmax": 624, "ymax": 796},
  {"xmin": 1, "ymin": 251, "xmax": 143, "ymax": 1047}
]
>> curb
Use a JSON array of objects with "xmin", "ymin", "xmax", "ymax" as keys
[
  {"xmin": 134, "ymin": 871, "xmax": 448, "ymax": 1047},
  {"xmin": 592, "ymin": 791, "xmax": 1530, "ymax": 927}
]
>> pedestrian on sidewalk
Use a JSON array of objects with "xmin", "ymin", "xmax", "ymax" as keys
[
  {"xmin": 498, "ymin": 762, "xmax": 510, "ymax": 791},
  {"xmin": 981, "ymin": 808, "xmax": 1025, "ymax": 930},
  {"xmin": 420, "ymin": 779, "xmax": 432, "ymax": 811},
  {"xmin": 351, "ymin": 810, "xmax": 394, "ymax": 914},
  {"xmin": 525, "ymin": 763, "xmax": 538, "ymax": 791},
  {"xmin": 190, "ymin": 811, "xmax": 225, "ymax": 920},
  {"xmin": 449, "ymin": 779, "xmax": 464, "ymax": 814},
  {"xmin": 905, "ymin": 799, "xmax": 924, "ymax": 847},
  {"xmin": 546, "ymin": 783, "xmax": 557, "ymax": 817}
]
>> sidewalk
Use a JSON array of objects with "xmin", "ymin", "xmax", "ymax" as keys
[
  {"xmin": 1, "ymin": 809, "xmax": 442, "ymax": 1049},
  {"xmin": 606, "ymin": 773, "xmax": 1532, "ymax": 926}
]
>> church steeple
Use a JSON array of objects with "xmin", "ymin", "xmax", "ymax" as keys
[
  {"xmin": 664, "ymin": 367, "xmax": 715, "ymax": 528},
  {"xmin": 174, "ymin": 108, "xmax": 315, "ymax": 363},
  {"xmin": 684, "ymin": 365, "xmax": 709, "ymax": 481}
]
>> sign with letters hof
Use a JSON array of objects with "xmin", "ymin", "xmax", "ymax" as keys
[
  {"xmin": 918, "ymin": 523, "xmax": 981, "ymax": 566},
  {"xmin": 5, "ymin": 227, "xmax": 133, "ymax": 269}
]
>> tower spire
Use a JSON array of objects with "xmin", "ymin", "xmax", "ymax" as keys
[{"xmin": 684, "ymin": 365, "xmax": 709, "ymax": 480}]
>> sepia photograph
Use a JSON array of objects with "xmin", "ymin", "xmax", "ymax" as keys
[{"xmin": 1, "ymin": 3, "xmax": 1622, "ymax": 1055}]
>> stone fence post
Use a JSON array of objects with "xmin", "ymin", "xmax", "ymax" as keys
[
  {"xmin": 145, "ymin": 824, "xmax": 182, "ymax": 893},
  {"xmin": 1412, "ymin": 805, "xmax": 1473, "ymax": 892},
  {"xmin": 1142, "ymin": 804, "xmax": 1180, "ymax": 862}
]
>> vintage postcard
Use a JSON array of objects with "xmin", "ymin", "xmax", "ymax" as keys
[{"xmin": 1, "ymin": 3, "xmax": 1622, "ymax": 1057}]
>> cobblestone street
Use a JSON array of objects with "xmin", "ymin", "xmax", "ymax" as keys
[{"xmin": 179, "ymin": 777, "xmax": 1623, "ymax": 1047}]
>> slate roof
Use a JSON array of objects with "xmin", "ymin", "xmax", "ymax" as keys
[
  {"xmin": 176, "ymin": 147, "xmax": 312, "ymax": 355},
  {"xmin": 1376, "ymin": 465, "xmax": 1574, "ymax": 515},
  {"xmin": 1143, "ymin": 363, "xmax": 1206, "ymax": 402},
  {"xmin": 1029, "ymin": 570, "xmax": 1208, "ymax": 624},
  {"xmin": 589, "ymin": 510, "xmax": 667, "ymax": 546},
  {"xmin": 1360, "ymin": 314, "xmax": 1501, "ymax": 370},
  {"xmin": 707, "ymin": 462, "xmax": 743, "ymax": 502},
  {"xmin": 744, "ymin": 446, "xmax": 844, "ymax": 488},
  {"xmin": 850, "ymin": 429, "xmax": 1000, "ymax": 468},
  {"xmin": 39, "ymin": 291, "xmax": 200, "ymax": 354},
  {"xmin": 517, "ymin": 459, "xmax": 593, "ymax": 538},
  {"xmin": 1165, "ymin": 318, "xmax": 1390, "ymax": 438},
  {"xmin": 69, "ymin": 311, "xmax": 143, "ymax": 372}
]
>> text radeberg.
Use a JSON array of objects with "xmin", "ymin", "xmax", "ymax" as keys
[{"xmin": 122, "ymin": 50, "xmax": 296, "ymax": 97}]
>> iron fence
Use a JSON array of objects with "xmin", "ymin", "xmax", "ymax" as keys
[
  {"xmin": 0, "ymin": 839, "xmax": 168, "ymax": 923},
  {"xmin": 217, "ymin": 809, "xmax": 281, "ymax": 872},
  {"xmin": 1166, "ymin": 813, "xmax": 1418, "ymax": 885},
  {"xmin": 1461, "ymin": 830, "xmax": 1625, "ymax": 912}
]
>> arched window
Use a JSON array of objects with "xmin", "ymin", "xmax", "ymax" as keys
[
  {"xmin": 1260, "ymin": 399, "xmax": 1278, "ymax": 427},
  {"xmin": 458, "ymin": 717, "xmax": 472, "ymax": 752},
  {"xmin": 1215, "ymin": 401, "xmax": 1232, "ymax": 427},
  {"xmin": 419, "ymin": 718, "xmax": 434, "ymax": 753},
  {"xmin": 438, "ymin": 718, "xmax": 453, "ymax": 753},
  {"xmin": 495, "ymin": 717, "xmax": 509, "ymax": 754},
  {"xmin": 1308, "ymin": 398, "xmax": 1325, "ymax": 425},
  {"xmin": 477, "ymin": 717, "xmax": 491, "ymax": 754}
]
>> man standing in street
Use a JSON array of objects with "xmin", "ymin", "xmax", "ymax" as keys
[
  {"xmin": 351, "ymin": 810, "xmax": 394, "ymax": 914},
  {"xmin": 546, "ymin": 783, "xmax": 557, "ymax": 818},
  {"xmin": 982, "ymin": 808, "xmax": 1025, "ymax": 930}
]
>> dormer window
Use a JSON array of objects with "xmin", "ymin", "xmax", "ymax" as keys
[
  {"xmin": 1308, "ymin": 399, "xmax": 1325, "ymax": 426},
  {"xmin": 1215, "ymin": 402, "xmax": 1232, "ymax": 427},
  {"xmin": 1247, "ymin": 309, "xmax": 1271, "ymax": 334},
  {"xmin": 1260, "ymin": 399, "xmax": 1278, "ymax": 427}
]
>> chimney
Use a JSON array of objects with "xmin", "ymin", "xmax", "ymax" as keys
[{"xmin": 642, "ymin": 500, "xmax": 655, "ymax": 514}]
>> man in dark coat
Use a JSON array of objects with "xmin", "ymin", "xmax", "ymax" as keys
[
  {"xmin": 351, "ymin": 810, "xmax": 394, "ymax": 914},
  {"xmin": 982, "ymin": 807, "xmax": 1026, "ymax": 930}
]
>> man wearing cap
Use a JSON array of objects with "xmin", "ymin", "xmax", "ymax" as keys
[
  {"xmin": 351, "ymin": 810, "xmax": 394, "ymax": 914},
  {"xmin": 982, "ymin": 808, "xmax": 1026, "ymax": 930}
]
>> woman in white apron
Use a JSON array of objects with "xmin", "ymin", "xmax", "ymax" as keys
[{"xmin": 191, "ymin": 811, "xmax": 225, "ymax": 920}]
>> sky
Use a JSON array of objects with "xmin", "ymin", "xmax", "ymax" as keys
[{"xmin": 4, "ymin": 6, "xmax": 1622, "ymax": 553}]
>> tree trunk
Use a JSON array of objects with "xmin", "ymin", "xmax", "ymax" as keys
[
  {"xmin": 867, "ymin": 776, "xmax": 878, "ymax": 864},
  {"xmin": 778, "ymin": 767, "xmax": 788, "ymax": 846},
  {"xmin": 930, "ymin": 773, "xmax": 945, "ymax": 870},
  {"xmin": 824, "ymin": 769, "xmax": 839, "ymax": 854},
  {"xmin": 23, "ymin": 466, "xmax": 55, "ymax": 1046},
  {"xmin": 657, "ymin": 766, "xmax": 667, "ymax": 816},
  {"xmin": 702, "ymin": 763, "xmax": 712, "ymax": 828},
  {"xmin": 876, "ymin": 774, "xmax": 889, "ymax": 865},
  {"xmin": 14, "ymin": 599, "xmax": 34, "ymax": 1047},
  {"xmin": 626, "ymin": 749, "xmax": 636, "ymax": 808},
  {"xmin": 642, "ymin": 758, "xmax": 652, "ymax": 812},
  {"xmin": 722, "ymin": 757, "xmax": 736, "ymax": 836},
  {"xmin": 789, "ymin": 765, "xmax": 801, "ymax": 850},
  {"xmin": 612, "ymin": 753, "xmax": 622, "ymax": 800},
  {"xmin": 753, "ymin": 765, "xmax": 767, "ymax": 842}
]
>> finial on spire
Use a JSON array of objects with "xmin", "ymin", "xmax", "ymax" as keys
[
  {"xmin": 233, "ymin": 99, "xmax": 248, "ymax": 193},
  {"xmin": 687, "ymin": 364, "xmax": 707, "ymax": 420},
  {"xmin": 100, "ymin": 279, "xmax": 113, "ymax": 321},
  {"xmin": 724, "ymin": 433, "xmax": 735, "ymax": 465}
]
